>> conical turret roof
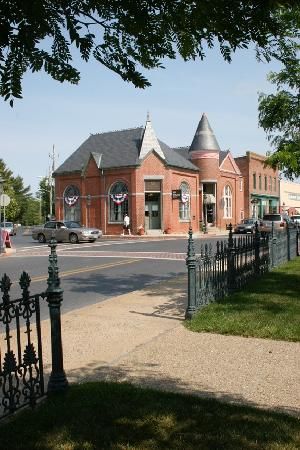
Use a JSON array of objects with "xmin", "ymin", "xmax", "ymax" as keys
[{"xmin": 189, "ymin": 113, "xmax": 220, "ymax": 152}]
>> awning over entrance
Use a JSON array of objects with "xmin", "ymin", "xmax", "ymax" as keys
[{"xmin": 203, "ymin": 193, "xmax": 216, "ymax": 204}]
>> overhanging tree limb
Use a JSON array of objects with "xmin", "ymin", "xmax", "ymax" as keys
[{"xmin": 0, "ymin": 0, "xmax": 299, "ymax": 104}]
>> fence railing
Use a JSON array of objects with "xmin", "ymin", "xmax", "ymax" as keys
[
  {"xmin": 0, "ymin": 238, "xmax": 68, "ymax": 420},
  {"xmin": 186, "ymin": 223, "xmax": 300, "ymax": 319}
]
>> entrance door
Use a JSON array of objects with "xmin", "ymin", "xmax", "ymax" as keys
[{"xmin": 145, "ymin": 193, "xmax": 161, "ymax": 230}]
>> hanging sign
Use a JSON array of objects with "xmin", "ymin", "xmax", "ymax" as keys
[
  {"xmin": 64, "ymin": 195, "xmax": 79, "ymax": 207},
  {"xmin": 110, "ymin": 193, "xmax": 128, "ymax": 205},
  {"xmin": 172, "ymin": 190, "xmax": 181, "ymax": 200}
]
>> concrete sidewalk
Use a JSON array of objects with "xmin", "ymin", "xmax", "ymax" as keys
[{"xmin": 40, "ymin": 275, "xmax": 300, "ymax": 418}]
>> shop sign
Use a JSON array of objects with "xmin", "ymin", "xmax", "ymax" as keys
[{"xmin": 172, "ymin": 189, "xmax": 182, "ymax": 200}]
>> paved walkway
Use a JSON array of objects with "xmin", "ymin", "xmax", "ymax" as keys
[{"xmin": 39, "ymin": 275, "xmax": 300, "ymax": 418}]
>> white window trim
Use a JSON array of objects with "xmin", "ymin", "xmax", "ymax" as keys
[{"xmin": 223, "ymin": 185, "xmax": 232, "ymax": 219}]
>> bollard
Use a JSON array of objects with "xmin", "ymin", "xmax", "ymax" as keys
[
  {"xmin": 185, "ymin": 227, "xmax": 197, "ymax": 319},
  {"xmin": 46, "ymin": 237, "xmax": 68, "ymax": 393}
]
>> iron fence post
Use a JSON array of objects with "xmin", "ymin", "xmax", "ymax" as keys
[
  {"xmin": 227, "ymin": 224, "xmax": 235, "ymax": 292},
  {"xmin": 297, "ymin": 225, "xmax": 300, "ymax": 257},
  {"xmin": 185, "ymin": 227, "xmax": 197, "ymax": 319},
  {"xmin": 287, "ymin": 225, "xmax": 291, "ymax": 261},
  {"xmin": 46, "ymin": 237, "xmax": 68, "ymax": 393},
  {"xmin": 270, "ymin": 222, "xmax": 277, "ymax": 267},
  {"xmin": 254, "ymin": 221, "xmax": 261, "ymax": 275}
]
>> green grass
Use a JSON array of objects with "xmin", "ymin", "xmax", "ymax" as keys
[
  {"xmin": 186, "ymin": 258, "xmax": 300, "ymax": 341},
  {"xmin": 1, "ymin": 382, "xmax": 300, "ymax": 449}
]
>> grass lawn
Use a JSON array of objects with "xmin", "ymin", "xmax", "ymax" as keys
[
  {"xmin": 1, "ymin": 382, "xmax": 300, "ymax": 450},
  {"xmin": 186, "ymin": 258, "xmax": 300, "ymax": 341}
]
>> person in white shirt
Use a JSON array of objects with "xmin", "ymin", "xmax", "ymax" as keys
[{"xmin": 122, "ymin": 214, "xmax": 131, "ymax": 235}]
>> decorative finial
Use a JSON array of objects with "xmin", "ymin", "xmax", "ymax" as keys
[{"xmin": 146, "ymin": 111, "xmax": 150, "ymax": 122}]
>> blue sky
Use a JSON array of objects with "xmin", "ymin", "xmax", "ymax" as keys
[{"xmin": 0, "ymin": 46, "xmax": 279, "ymax": 195}]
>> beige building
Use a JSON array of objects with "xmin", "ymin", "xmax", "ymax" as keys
[{"xmin": 280, "ymin": 179, "xmax": 300, "ymax": 215}]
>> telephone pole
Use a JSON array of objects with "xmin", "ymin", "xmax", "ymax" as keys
[{"xmin": 49, "ymin": 145, "xmax": 58, "ymax": 218}]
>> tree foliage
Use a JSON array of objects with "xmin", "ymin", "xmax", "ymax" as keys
[
  {"xmin": 0, "ymin": 0, "xmax": 298, "ymax": 105},
  {"xmin": 38, "ymin": 176, "xmax": 55, "ymax": 220},
  {"xmin": 258, "ymin": 8, "xmax": 300, "ymax": 179},
  {"xmin": 0, "ymin": 159, "xmax": 32, "ymax": 222}
]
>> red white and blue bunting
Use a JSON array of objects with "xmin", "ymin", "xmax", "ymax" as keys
[
  {"xmin": 110, "ymin": 193, "xmax": 128, "ymax": 205},
  {"xmin": 181, "ymin": 193, "xmax": 190, "ymax": 203},
  {"xmin": 64, "ymin": 195, "xmax": 79, "ymax": 207}
]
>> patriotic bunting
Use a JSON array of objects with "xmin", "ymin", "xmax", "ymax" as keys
[
  {"xmin": 110, "ymin": 193, "xmax": 128, "ymax": 205},
  {"xmin": 64, "ymin": 195, "xmax": 79, "ymax": 206},
  {"xmin": 181, "ymin": 193, "xmax": 190, "ymax": 203}
]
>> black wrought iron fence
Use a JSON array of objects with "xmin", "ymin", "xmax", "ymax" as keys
[
  {"xmin": 186, "ymin": 223, "xmax": 299, "ymax": 318},
  {"xmin": 0, "ymin": 238, "xmax": 68, "ymax": 420},
  {"xmin": 0, "ymin": 273, "xmax": 45, "ymax": 418}
]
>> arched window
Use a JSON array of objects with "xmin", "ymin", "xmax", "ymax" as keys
[
  {"xmin": 179, "ymin": 182, "xmax": 190, "ymax": 220},
  {"xmin": 223, "ymin": 185, "xmax": 232, "ymax": 218},
  {"xmin": 64, "ymin": 185, "xmax": 81, "ymax": 222},
  {"xmin": 109, "ymin": 181, "xmax": 128, "ymax": 222}
]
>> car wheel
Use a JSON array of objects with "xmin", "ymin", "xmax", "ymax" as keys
[
  {"xmin": 69, "ymin": 233, "xmax": 79, "ymax": 244},
  {"xmin": 38, "ymin": 233, "xmax": 46, "ymax": 243}
]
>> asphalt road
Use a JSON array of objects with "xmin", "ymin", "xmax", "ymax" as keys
[{"xmin": 1, "ymin": 233, "xmax": 227, "ymax": 321}]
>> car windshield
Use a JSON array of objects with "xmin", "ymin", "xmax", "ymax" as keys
[
  {"xmin": 1, "ymin": 222, "xmax": 13, "ymax": 227},
  {"xmin": 64, "ymin": 221, "xmax": 81, "ymax": 228},
  {"xmin": 242, "ymin": 219, "xmax": 254, "ymax": 224}
]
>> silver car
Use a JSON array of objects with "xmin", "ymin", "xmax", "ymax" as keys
[
  {"xmin": 260, "ymin": 213, "xmax": 294, "ymax": 234},
  {"xmin": 32, "ymin": 221, "xmax": 102, "ymax": 244}
]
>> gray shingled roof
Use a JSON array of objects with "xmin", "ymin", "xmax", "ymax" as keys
[
  {"xmin": 54, "ymin": 127, "xmax": 198, "ymax": 175},
  {"xmin": 189, "ymin": 113, "xmax": 221, "ymax": 153},
  {"xmin": 219, "ymin": 150, "xmax": 229, "ymax": 165}
]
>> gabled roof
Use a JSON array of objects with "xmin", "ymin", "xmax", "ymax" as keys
[
  {"xmin": 91, "ymin": 152, "xmax": 102, "ymax": 168},
  {"xmin": 139, "ymin": 115, "xmax": 165, "ymax": 160},
  {"xmin": 220, "ymin": 151, "xmax": 242, "ymax": 175},
  {"xmin": 54, "ymin": 127, "xmax": 198, "ymax": 176},
  {"xmin": 189, "ymin": 113, "xmax": 221, "ymax": 153}
]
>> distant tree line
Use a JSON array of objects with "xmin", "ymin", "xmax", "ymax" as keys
[{"xmin": 0, "ymin": 159, "xmax": 53, "ymax": 225}]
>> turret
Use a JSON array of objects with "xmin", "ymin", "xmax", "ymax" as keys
[{"xmin": 189, "ymin": 113, "xmax": 220, "ymax": 176}]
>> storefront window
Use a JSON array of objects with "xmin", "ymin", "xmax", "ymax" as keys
[
  {"xmin": 179, "ymin": 182, "xmax": 190, "ymax": 220},
  {"xmin": 224, "ymin": 185, "xmax": 232, "ymax": 218},
  {"xmin": 109, "ymin": 182, "xmax": 128, "ymax": 222}
]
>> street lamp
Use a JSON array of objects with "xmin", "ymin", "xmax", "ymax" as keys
[{"xmin": 0, "ymin": 176, "xmax": 4, "ymax": 254}]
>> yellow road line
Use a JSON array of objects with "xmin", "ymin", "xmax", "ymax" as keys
[{"xmin": 13, "ymin": 259, "xmax": 140, "ymax": 284}]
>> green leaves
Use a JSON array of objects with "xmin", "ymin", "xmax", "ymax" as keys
[
  {"xmin": 0, "ymin": 1, "xmax": 299, "ymax": 104},
  {"xmin": 0, "ymin": 159, "xmax": 33, "ymax": 223},
  {"xmin": 258, "ymin": 35, "xmax": 300, "ymax": 179}
]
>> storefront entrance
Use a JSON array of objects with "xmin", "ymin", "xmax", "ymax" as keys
[{"xmin": 145, "ymin": 193, "xmax": 161, "ymax": 230}]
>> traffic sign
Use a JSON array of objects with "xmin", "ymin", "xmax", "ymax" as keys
[{"xmin": 0, "ymin": 194, "xmax": 10, "ymax": 207}]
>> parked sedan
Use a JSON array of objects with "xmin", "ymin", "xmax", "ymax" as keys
[
  {"xmin": 32, "ymin": 221, "xmax": 102, "ymax": 243},
  {"xmin": 234, "ymin": 218, "xmax": 259, "ymax": 234}
]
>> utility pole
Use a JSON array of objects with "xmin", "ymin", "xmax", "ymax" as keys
[{"xmin": 49, "ymin": 145, "xmax": 58, "ymax": 219}]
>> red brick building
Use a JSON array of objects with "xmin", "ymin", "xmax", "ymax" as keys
[
  {"xmin": 54, "ymin": 113, "xmax": 244, "ymax": 235},
  {"xmin": 235, "ymin": 152, "xmax": 280, "ymax": 219}
]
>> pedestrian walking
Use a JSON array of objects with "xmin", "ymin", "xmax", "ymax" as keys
[{"xmin": 122, "ymin": 214, "xmax": 131, "ymax": 236}]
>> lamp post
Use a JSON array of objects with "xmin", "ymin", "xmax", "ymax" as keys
[{"xmin": 0, "ymin": 176, "xmax": 4, "ymax": 254}]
